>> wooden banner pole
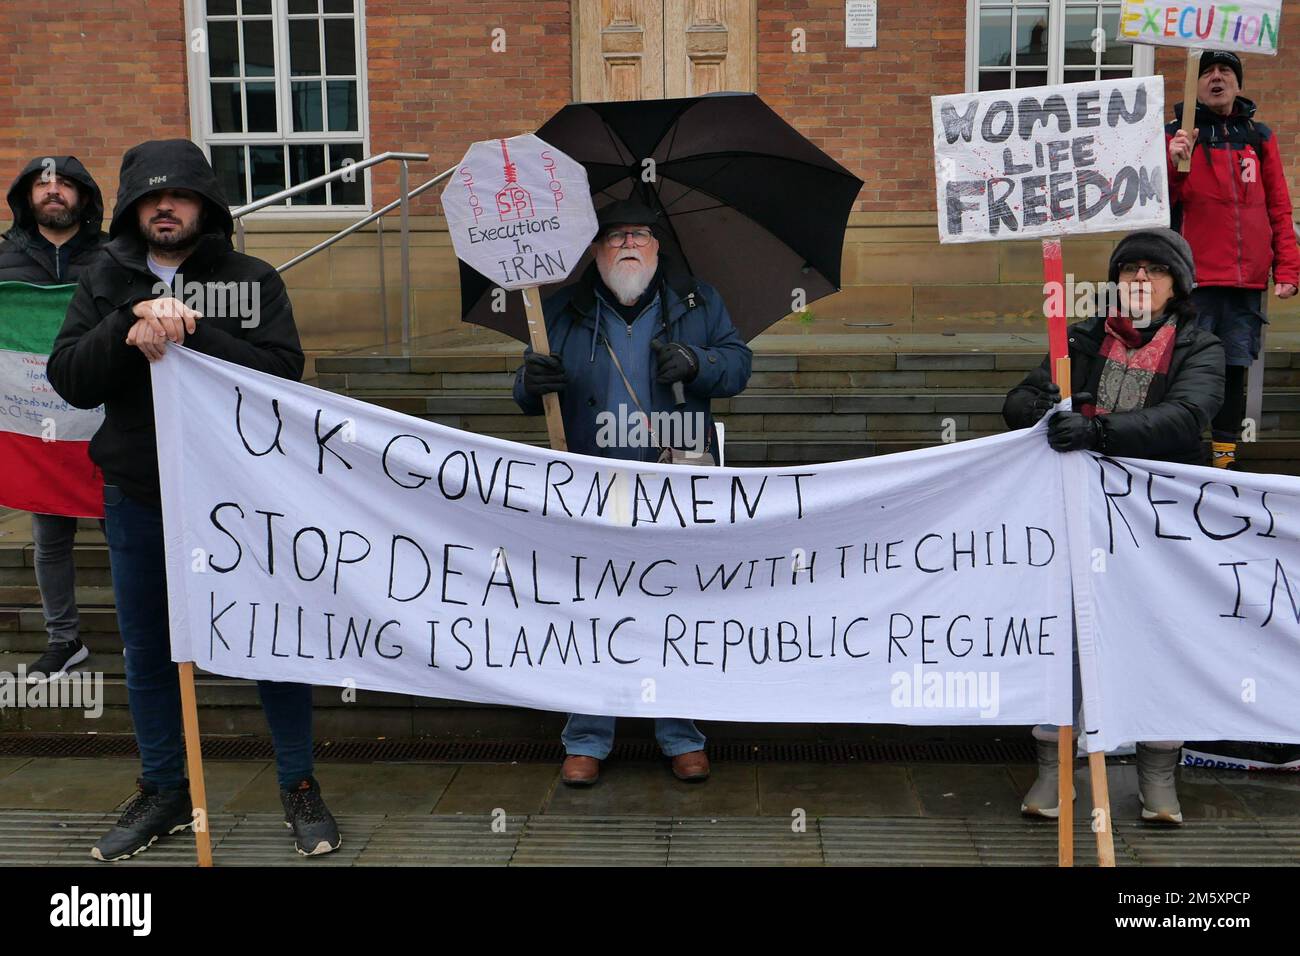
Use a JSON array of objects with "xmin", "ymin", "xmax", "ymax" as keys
[
  {"xmin": 1178, "ymin": 49, "xmax": 1201, "ymax": 174},
  {"xmin": 521, "ymin": 286, "xmax": 567, "ymax": 451},
  {"xmin": 178, "ymin": 661, "xmax": 213, "ymax": 867}
]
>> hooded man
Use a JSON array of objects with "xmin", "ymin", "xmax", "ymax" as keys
[
  {"xmin": 47, "ymin": 139, "xmax": 340, "ymax": 861},
  {"xmin": 1, "ymin": 156, "xmax": 108, "ymax": 685},
  {"xmin": 512, "ymin": 199, "xmax": 753, "ymax": 786},
  {"xmin": 1166, "ymin": 50, "xmax": 1300, "ymax": 469}
]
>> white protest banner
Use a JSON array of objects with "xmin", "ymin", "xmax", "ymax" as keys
[
  {"xmin": 1064, "ymin": 451, "xmax": 1300, "ymax": 752},
  {"xmin": 151, "ymin": 346, "xmax": 1074, "ymax": 727},
  {"xmin": 440, "ymin": 133, "xmax": 598, "ymax": 289},
  {"xmin": 932, "ymin": 76, "xmax": 1170, "ymax": 244},
  {"xmin": 1118, "ymin": 1, "xmax": 1282, "ymax": 55}
]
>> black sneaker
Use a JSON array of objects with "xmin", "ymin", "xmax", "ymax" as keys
[
  {"xmin": 91, "ymin": 779, "xmax": 193, "ymax": 862},
  {"xmin": 280, "ymin": 776, "xmax": 341, "ymax": 857},
  {"xmin": 26, "ymin": 639, "xmax": 89, "ymax": 684}
]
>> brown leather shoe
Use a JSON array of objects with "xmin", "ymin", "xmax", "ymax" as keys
[
  {"xmin": 671, "ymin": 750, "xmax": 710, "ymax": 782},
  {"xmin": 561, "ymin": 755, "xmax": 600, "ymax": 786}
]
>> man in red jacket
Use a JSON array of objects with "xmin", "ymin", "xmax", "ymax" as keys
[{"xmin": 1167, "ymin": 50, "xmax": 1300, "ymax": 468}]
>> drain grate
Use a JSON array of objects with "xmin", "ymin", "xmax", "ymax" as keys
[{"xmin": 0, "ymin": 733, "xmax": 1036, "ymax": 763}]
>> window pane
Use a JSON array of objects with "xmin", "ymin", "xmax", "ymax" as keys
[
  {"xmin": 242, "ymin": 20, "xmax": 275, "ymax": 77},
  {"xmin": 1101, "ymin": 7, "xmax": 1135, "ymax": 64},
  {"xmin": 326, "ymin": 80, "xmax": 358, "ymax": 131},
  {"xmin": 246, "ymin": 82, "xmax": 278, "ymax": 132},
  {"xmin": 1100, "ymin": 69, "xmax": 1132, "ymax": 80},
  {"xmin": 291, "ymin": 81, "xmax": 324, "ymax": 131},
  {"xmin": 1063, "ymin": 68, "xmax": 1097, "ymax": 85},
  {"xmin": 1014, "ymin": 70, "xmax": 1048, "ymax": 89},
  {"xmin": 1064, "ymin": 7, "xmax": 1097, "ymax": 66},
  {"xmin": 978, "ymin": 70, "xmax": 1013, "ymax": 92},
  {"xmin": 242, "ymin": 0, "xmax": 271, "ymax": 13},
  {"xmin": 324, "ymin": 19, "xmax": 356, "ymax": 75},
  {"xmin": 323, "ymin": 0, "xmax": 353, "ymax": 12},
  {"xmin": 206, "ymin": 0, "xmax": 236, "ymax": 14},
  {"xmin": 249, "ymin": 146, "xmax": 286, "ymax": 202},
  {"xmin": 208, "ymin": 21, "xmax": 239, "ymax": 77},
  {"xmin": 288, "ymin": 0, "xmax": 318, "ymax": 12},
  {"xmin": 211, "ymin": 146, "xmax": 248, "ymax": 206},
  {"xmin": 979, "ymin": 9, "xmax": 1012, "ymax": 68},
  {"xmin": 1016, "ymin": 8, "xmax": 1050, "ymax": 67},
  {"xmin": 289, "ymin": 19, "xmax": 321, "ymax": 76},
  {"xmin": 210, "ymin": 82, "xmax": 243, "ymax": 133},
  {"xmin": 329, "ymin": 144, "xmax": 365, "ymax": 205},
  {"xmin": 289, "ymin": 145, "xmax": 327, "ymax": 205}
]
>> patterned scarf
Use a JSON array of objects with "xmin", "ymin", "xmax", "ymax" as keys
[{"xmin": 1085, "ymin": 314, "xmax": 1178, "ymax": 416}]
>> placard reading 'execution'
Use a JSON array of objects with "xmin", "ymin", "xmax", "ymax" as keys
[
  {"xmin": 152, "ymin": 347, "xmax": 1074, "ymax": 727},
  {"xmin": 1118, "ymin": 1, "xmax": 1282, "ymax": 55},
  {"xmin": 441, "ymin": 134, "xmax": 598, "ymax": 289},
  {"xmin": 932, "ymin": 76, "xmax": 1170, "ymax": 244}
]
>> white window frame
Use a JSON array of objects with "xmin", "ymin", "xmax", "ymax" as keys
[
  {"xmin": 183, "ymin": 0, "xmax": 373, "ymax": 218},
  {"xmin": 965, "ymin": 0, "xmax": 1155, "ymax": 93}
]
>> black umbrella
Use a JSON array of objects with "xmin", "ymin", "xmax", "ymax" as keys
[{"xmin": 459, "ymin": 92, "xmax": 863, "ymax": 342}]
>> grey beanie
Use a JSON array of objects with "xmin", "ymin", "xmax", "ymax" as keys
[{"xmin": 1108, "ymin": 227, "xmax": 1196, "ymax": 297}]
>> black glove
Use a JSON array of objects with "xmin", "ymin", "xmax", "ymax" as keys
[
  {"xmin": 1025, "ymin": 380, "xmax": 1062, "ymax": 424},
  {"xmin": 1047, "ymin": 409, "xmax": 1103, "ymax": 453},
  {"xmin": 654, "ymin": 341, "xmax": 699, "ymax": 385},
  {"xmin": 522, "ymin": 352, "xmax": 566, "ymax": 397}
]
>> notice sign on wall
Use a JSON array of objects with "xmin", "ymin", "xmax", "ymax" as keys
[
  {"xmin": 1118, "ymin": 1, "xmax": 1281, "ymax": 55},
  {"xmin": 846, "ymin": 0, "xmax": 878, "ymax": 48},
  {"xmin": 932, "ymin": 75, "xmax": 1170, "ymax": 244}
]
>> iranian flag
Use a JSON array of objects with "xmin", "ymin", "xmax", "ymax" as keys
[{"xmin": 0, "ymin": 281, "xmax": 104, "ymax": 518}]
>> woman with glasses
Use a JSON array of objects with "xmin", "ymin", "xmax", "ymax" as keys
[{"xmin": 1002, "ymin": 227, "xmax": 1226, "ymax": 825}]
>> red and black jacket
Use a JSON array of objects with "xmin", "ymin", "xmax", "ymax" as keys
[{"xmin": 1165, "ymin": 97, "xmax": 1300, "ymax": 290}]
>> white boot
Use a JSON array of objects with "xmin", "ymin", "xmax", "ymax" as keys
[
  {"xmin": 1021, "ymin": 737, "xmax": 1076, "ymax": 819},
  {"xmin": 1137, "ymin": 743, "xmax": 1183, "ymax": 825}
]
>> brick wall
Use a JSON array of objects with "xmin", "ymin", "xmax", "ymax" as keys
[{"xmin": 0, "ymin": 1, "xmax": 190, "ymax": 213}]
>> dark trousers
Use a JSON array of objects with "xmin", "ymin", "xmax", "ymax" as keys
[{"xmin": 104, "ymin": 485, "xmax": 314, "ymax": 790}]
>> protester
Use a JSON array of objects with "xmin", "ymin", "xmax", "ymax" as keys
[
  {"xmin": 1003, "ymin": 227, "xmax": 1225, "ymax": 824},
  {"xmin": 512, "ymin": 199, "xmax": 752, "ymax": 785},
  {"xmin": 47, "ymin": 139, "xmax": 340, "ymax": 860},
  {"xmin": 1166, "ymin": 50, "xmax": 1299, "ymax": 469},
  {"xmin": 0, "ymin": 156, "xmax": 108, "ymax": 683}
]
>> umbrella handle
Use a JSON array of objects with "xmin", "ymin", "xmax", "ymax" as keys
[{"xmin": 651, "ymin": 339, "xmax": 687, "ymax": 408}]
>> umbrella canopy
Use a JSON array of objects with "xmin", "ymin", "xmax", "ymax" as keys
[{"xmin": 459, "ymin": 92, "xmax": 863, "ymax": 343}]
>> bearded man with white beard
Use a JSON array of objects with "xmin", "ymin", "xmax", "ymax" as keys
[{"xmin": 512, "ymin": 198, "xmax": 753, "ymax": 787}]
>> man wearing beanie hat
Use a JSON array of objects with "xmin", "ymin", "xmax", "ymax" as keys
[
  {"xmin": 1167, "ymin": 50, "xmax": 1300, "ymax": 469},
  {"xmin": 47, "ymin": 140, "xmax": 341, "ymax": 861},
  {"xmin": 1003, "ymin": 226, "xmax": 1224, "ymax": 825}
]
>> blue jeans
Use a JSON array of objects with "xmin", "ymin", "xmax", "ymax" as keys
[
  {"xmin": 104, "ymin": 485, "xmax": 315, "ymax": 790},
  {"xmin": 562, "ymin": 714, "xmax": 705, "ymax": 760},
  {"xmin": 31, "ymin": 513, "xmax": 83, "ymax": 647}
]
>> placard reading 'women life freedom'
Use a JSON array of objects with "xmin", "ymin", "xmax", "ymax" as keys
[
  {"xmin": 933, "ymin": 76, "xmax": 1170, "ymax": 243},
  {"xmin": 440, "ymin": 133, "xmax": 599, "ymax": 289},
  {"xmin": 152, "ymin": 347, "xmax": 1075, "ymax": 727},
  {"xmin": 1118, "ymin": 1, "xmax": 1282, "ymax": 55}
]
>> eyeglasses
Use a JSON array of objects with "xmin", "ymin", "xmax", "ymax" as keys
[
  {"xmin": 1118, "ymin": 262, "xmax": 1172, "ymax": 279},
  {"xmin": 601, "ymin": 228, "xmax": 655, "ymax": 248}
]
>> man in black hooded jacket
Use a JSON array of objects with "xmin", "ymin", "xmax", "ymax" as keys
[
  {"xmin": 0, "ymin": 156, "xmax": 108, "ymax": 684},
  {"xmin": 48, "ymin": 139, "xmax": 341, "ymax": 861}
]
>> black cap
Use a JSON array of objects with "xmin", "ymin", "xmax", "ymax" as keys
[
  {"xmin": 596, "ymin": 199, "xmax": 660, "ymax": 232},
  {"xmin": 1108, "ymin": 227, "xmax": 1197, "ymax": 298},
  {"xmin": 1200, "ymin": 50, "xmax": 1244, "ymax": 88}
]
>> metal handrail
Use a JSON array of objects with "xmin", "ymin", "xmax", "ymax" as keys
[{"xmin": 228, "ymin": 151, "xmax": 433, "ymax": 349}]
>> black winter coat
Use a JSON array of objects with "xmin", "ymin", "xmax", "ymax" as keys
[
  {"xmin": 1003, "ymin": 314, "xmax": 1225, "ymax": 466},
  {"xmin": 0, "ymin": 156, "xmax": 108, "ymax": 284},
  {"xmin": 47, "ymin": 140, "xmax": 302, "ymax": 506}
]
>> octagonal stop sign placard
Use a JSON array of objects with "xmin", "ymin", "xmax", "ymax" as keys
[{"xmin": 441, "ymin": 134, "xmax": 598, "ymax": 290}]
